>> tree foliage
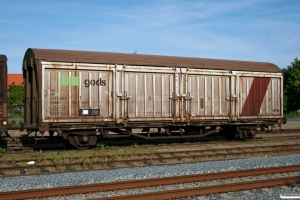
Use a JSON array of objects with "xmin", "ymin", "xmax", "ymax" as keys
[
  {"xmin": 282, "ymin": 57, "xmax": 300, "ymax": 112},
  {"xmin": 7, "ymin": 85, "xmax": 24, "ymax": 116}
]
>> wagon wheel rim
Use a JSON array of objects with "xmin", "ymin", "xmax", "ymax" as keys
[
  {"xmin": 243, "ymin": 129, "xmax": 257, "ymax": 140},
  {"xmin": 68, "ymin": 135, "xmax": 90, "ymax": 149}
]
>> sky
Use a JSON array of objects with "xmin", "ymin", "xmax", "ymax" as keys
[{"xmin": 0, "ymin": 0, "xmax": 299, "ymax": 73}]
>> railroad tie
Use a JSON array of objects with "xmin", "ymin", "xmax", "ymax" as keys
[
  {"xmin": 91, "ymin": 193, "xmax": 106, "ymax": 198},
  {"xmin": 115, "ymin": 190, "xmax": 127, "ymax": 196},
  {"xmin": 220, "ymin": 179, "xmax": 234, "ymax": 184},
  {"xmin": 138, "ymin": 188, "xmax": 151, "ymax": 193},
  {"xmin": 184, "ymin": 183, "xmax": 195, "ymax": 188},
  {"xmin": 162, "ymin": 185, "xmax": 173, "ymax": 190},
  {"xmin": 261, "ymin": 188, "xmax": 273, "ymax": 194},
  {"xmin": 280, "ymin": 186, "xmax": 291, "ymax": 191},
  {"xmin": 239, "ymin": 177, "xmax": 252, "ymax": 182}
]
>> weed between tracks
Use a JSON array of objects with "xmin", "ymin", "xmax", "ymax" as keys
[
  {"xmin": 0, "ymin": 147, "xmax": 7, "ymax": 163},
  {"xmin": 1, "ymin": 136, "xmax": 300, "ymax": 176}
]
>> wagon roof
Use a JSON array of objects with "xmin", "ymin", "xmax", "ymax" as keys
[
  {"xmin": 25, "ymin": 48, "xmax": 281, "ymax": 73},
  {"xmin": 0, "ymin": 54, "xmax": 7, "ymax": 63}
]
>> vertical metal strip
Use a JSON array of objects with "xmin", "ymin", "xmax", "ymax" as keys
[
  {"xmin": 144, "ymin": 74, "xmax": 147, "ymax": 117},
  {"xmin": 189, "ymin": 74, "xmax": 192, "ymax": 117},
  {"xmin": 69, "ymin": 71, "xmax": 72, "ymax": 117},
  {"xmin": 41, "ymin": 65, "xmax": 45, "ymax": 119},
  {"xmin": 253, "ymin": 78, "xmax": 255, "ymax": 115},
  {"xmin": 107, "ymin": 66, "xmax": 110, "ymax": 118},
  {"xmin": 276, "ymin": 79, "xmax": 278, "ymax": 113},
  {"xmin": 197, "ymin": 76, "xmax": 199, "ymax": 115},
  {"xmin": 170, "ymin": 75, "xmax": 172, "ymax": 117},
  {"xmin": 238, "ymin": 76, "xmax": 241, "ymax": 117},
  {"xmin": 79, "ymin": 72, "xmax": 82, "ymax": 108},
  {"xmin": 99, "ymin": 72, "xmax": 102, "ymax": 110},
  {"xmin": 47, "ymin": 70, "xmax": 51, "ymax": 118},
  {"xmin": 266, "ymin": 85, "xmax": 269, "ymax": 114},
  {"xmin": 212, "ymin": 77, "xmax": 214, "ymax": 115},
  {"xmin": 279, "ymin": 78, "xmax": 282, "ymax": 115},
  {"xmin": 260, "ymin": 79, "xmax": 262, "ymax": 115},
  {"xmin": 58, "ymin": 71, "xmax": 61, "ymax": 117},
  {"xmin": 246, "ymin": 79, "xmax": 248, "ymax": 115},
  {"xmin": 236, "ymin": 75, "xmax": 239, "ymax": 117},
  {"xmin": 153, "ymin": 75, "xmax": 156, "ymax": 117},
  {"xmin": 186, "ymin": 74, "xmax": 190, "ymax": 117},
  {"xmin": 219, "ymin": 77, "xmax": 221, "ymax": 115},
  {"xmin": 226, "ymin": 76, "xmax": 232, "ymax": 115},
  {"xmin": 115, "ymin": 67, "xmax": 119, "ymax": 121},
  {"xmin": 272, "ymin": 79, "xmax": 274, "ymax": 114},
  {"xmin": 280, "ymin": 76, "xmax": 283, "ymax": 115},
  {"xmin": 135, "ymin": 74, "xmax": 138, "ymax": 117},
  {"xmin": 126, "ymin": 73, "xmax": 129, "ymax": 118},
  {"xmin": 278, "ymin": 79, "xmax": 280, "ymax": 113},
  {"xmin": 110, "ymin": 66, "xmax": 114, "ymax": 118},
  {"xmin": 89, "ymin": 73, "xmax": 91, "ymax": 108},
  {"xmin": 204, "ymin": 77, "xmax": 207, "ymax": 116},
  {"xmin": 123, "ymin": 72, "xmax": 127, "ymax": 119},
  {"xmin": 161, "ymin": 75, "xmax": 163, "ymax": 117}
]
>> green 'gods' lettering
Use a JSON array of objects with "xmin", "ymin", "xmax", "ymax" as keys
[{"xmin": 60, "ymin": 76, "xmax": 80, "ymax": 86}]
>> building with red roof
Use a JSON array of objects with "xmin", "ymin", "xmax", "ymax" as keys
[{"xmin": 7, "ymin": 74, "xmax": 23, "ymax": 88}]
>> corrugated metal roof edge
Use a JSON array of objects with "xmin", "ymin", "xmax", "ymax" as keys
[{"xmin": 25, "ymin": 48, "xmax": 282, "ymax": 73}]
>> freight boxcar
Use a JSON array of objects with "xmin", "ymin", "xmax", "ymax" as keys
[
  {"xmin": 0, "ymin": 54, "xmax": 8, "ymax": 136},
  {"xmin": 21, "ymin": 48, "xmax": 284, "ymax": 149}
]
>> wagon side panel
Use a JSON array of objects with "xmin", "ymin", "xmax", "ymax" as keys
[
  {"xmin": 42, "ymin": 62, "xmax": 114, "ymax": 123},
  {"xmin": 238, "ymin": 75, "xmax": 282, "ymax": 119},
  {"xmin": 187, "ymin": 72, "xmax": 231, "ymax": 120},
  {"xmin": 121, "ymin": 67, "xmax": 177, "ymax": 122}
]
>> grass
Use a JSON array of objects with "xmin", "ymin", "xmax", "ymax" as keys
[
  {"xmin": 284, "ymin": 112, "xmax": 300, "ymax": 118},
  {"xmin": 8, "ymin": 117, "xmax": 24, "ymax": 123}
]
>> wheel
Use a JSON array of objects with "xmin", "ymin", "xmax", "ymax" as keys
[
  {"xmin": 68, "ymin": 135, "xmax": 97, "ymax": 149},
  {"xmin": 242, "ymin": 129, "xmax": 257, "ymax": 140},
  {"xmin": 282, "ymin": 117, "xmax": 287, "ymax": 124},
  {"xmin": 266, "ymin": 125, "xmax": 273, "ymax": 133}
]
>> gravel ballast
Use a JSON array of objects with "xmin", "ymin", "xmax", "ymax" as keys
[{"xmin": 1, "ymin": 154, "xmax": 300, "ymax": 193}]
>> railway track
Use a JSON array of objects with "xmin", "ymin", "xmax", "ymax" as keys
[
  {"xmin": 4, "ymin": 132, "xmax": 300, "ymax": 156},
  {"xmin": 1, "ymin": 164, "xmax": 299, "ymax": 200},
  {"xmin": 259, "ymin": 128, "xmax": 300, "ymax": 134},
  {"xmin": 1, "ymin": 128, "xmax": 300, "ymax": 151},
  {"xmin": 1, "ymin": 143, "xmax": 300, "ymax": 176}
]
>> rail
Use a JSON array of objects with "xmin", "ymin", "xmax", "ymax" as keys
[{"xmin": 1, "ymin": 164, "xmax": 300, "ymax": 200}]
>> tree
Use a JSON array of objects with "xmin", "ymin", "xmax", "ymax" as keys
[
  {"xmin": 282, "ymin": 57, "xmax": 300, "ymax": 113},
  {"xmin": 7, "ymin": 84, "xmax": 24, "ymax": 117}
]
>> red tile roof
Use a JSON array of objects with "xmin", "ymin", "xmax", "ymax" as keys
[{"xmin": 7, "ymin": 74, "xmax": 23, "ymax": 88}]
